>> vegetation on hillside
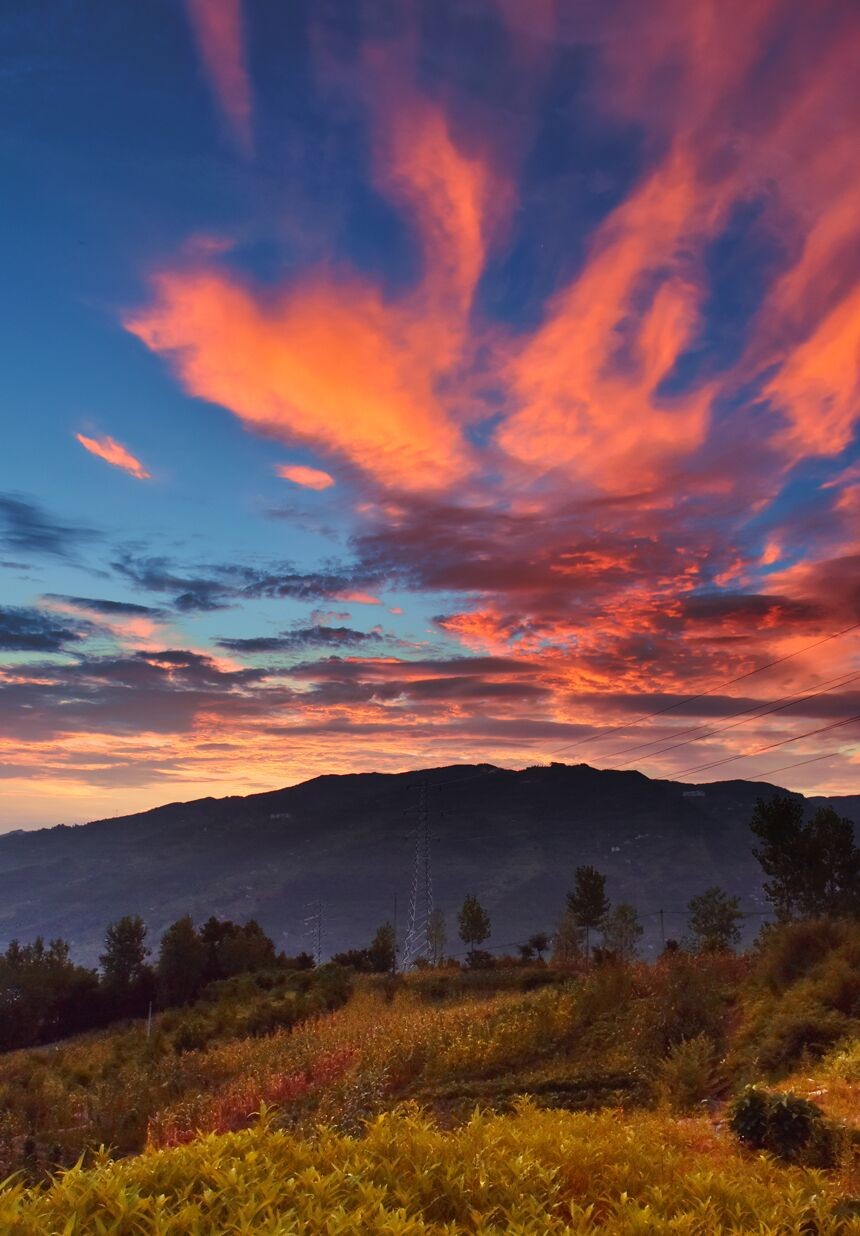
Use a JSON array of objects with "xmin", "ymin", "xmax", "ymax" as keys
[
  {"xmin": 0, "ymin": 793, "xmax": 856, "ymax": 1229},
  {"xmin": 2, "ymin": 1101, "xmax": 859, "ymax": 1234}
]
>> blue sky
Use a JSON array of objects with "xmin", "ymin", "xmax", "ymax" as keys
[{"xmin": 1, "ymin": 0, "xmax": 858, "ymax": 828}]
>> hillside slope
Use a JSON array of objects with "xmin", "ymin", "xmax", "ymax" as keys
[{"xmin": 0, "ymin": 763, "xmax": 856, "ymax": 963}]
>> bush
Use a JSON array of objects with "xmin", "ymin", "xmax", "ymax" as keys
[
  {"xmin": 751, "ymin": 996, "xmax": 849, "ymax": 1074},
  {"xmin": 754, "ymin": 919, "xmax": 855, "ymax": 992},
  {"xmin": 729, "ymin": 1086, "xmax": 840, "ymax": 1168},
  {"xmin": 732, "ymin": 920, "xmax": 860, "ymax": 1078},
  {"xmin": 172, "ymin": 1016, "xmax": 213, "ymax": 1054},
  {"xmin": 634, "ymin": 954, "xmax": 732, "ymax": 1061},
  {"xmin": 655, "ymin": 1034, "xmax": 717, "ymax": 1112}
]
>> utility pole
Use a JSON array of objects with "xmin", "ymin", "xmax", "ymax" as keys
[
  {"xmin": 659, "ymin": 908, "xmax": 665, "ymax": 949},
  {"xmin": 403, "ymin": 779, "xmax": 433, "ymax": 967}
]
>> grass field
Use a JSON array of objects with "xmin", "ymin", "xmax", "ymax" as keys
[{"xmin": 0, "ymin": 921, "xmax": 857, "ymax": 1232}]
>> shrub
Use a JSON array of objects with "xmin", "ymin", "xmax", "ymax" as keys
[
  {"xmin": 655, "ymin": 1034, "xmax": 717, "ymax": 1112},
  {"xmin": 754, "ymin": 919, "xmax": 854, "ymax": 993},
  {"xmin": 634, "ymin": 954, "xmax": 732, "ymax": 1061},
  {"xmin": 729, "ymin": 1086, "xmax": 840, "ymax": 1168},
  {"xmin": 732, "ymin": 920, "xmax": 860, "ymax": 1078},
  {"xmin": 171, "ymin": 1015, "xmax": 213, "ymax": 1054}
]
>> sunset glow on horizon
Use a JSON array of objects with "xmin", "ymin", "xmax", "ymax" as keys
[{"xmin": 1, "ymin": 0, "xmax": 858, "ymax": 828}]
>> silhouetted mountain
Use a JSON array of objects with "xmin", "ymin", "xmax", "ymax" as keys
[{"xmin": 0, "ymin": 764, "xmax": 856, "ymax": 964}]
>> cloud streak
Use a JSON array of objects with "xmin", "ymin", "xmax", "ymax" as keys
[
  {"xmin": 184, "ymin": 0, "xmax": 253, "ymax": 152},
  {"xmin": 75, "ymin": 434, "xmax": 151, "ymax": 481}
]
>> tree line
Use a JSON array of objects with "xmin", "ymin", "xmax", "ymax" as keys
[
  {"xmin": 336, "ymin": 794, "xmax": 860, "ymax": 971},
  {"xmin": 0, "ymin": 914, "xmax": 313, "ymax": 1053},
  {"xmin": 0, "ymin": 794, "xmax": 856, "ymax": 1050}
]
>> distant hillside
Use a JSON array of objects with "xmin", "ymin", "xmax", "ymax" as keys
[{"xmin": 0, "ymin": 764, "xmax": 856, "ymax": 964}]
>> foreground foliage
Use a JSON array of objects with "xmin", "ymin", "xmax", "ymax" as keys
[{"xmin": 2, "ymin": 1102, "xmax": 859, "ymax": 1234}]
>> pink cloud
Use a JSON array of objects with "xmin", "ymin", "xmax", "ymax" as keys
[
  {"xmin": 275, "ymin": 464, "xmax": 335, "ymax": 491},
  {"xmin": 332, "ymin": 591, "xmax": 382, "ymax": 606},
  {"xmin": 75, "ymin": 433, "xmax": 151, "ymax": 481},
  {"xmin": 184, "ymin": 0, "xmax": 253, "ymax": 153}
]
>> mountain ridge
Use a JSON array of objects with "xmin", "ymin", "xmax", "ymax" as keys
[{"xmin": 0, "ymin": 763, "xmax": 856, "ymax": 964}]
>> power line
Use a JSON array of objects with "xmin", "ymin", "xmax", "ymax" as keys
[
  {"xmin": 598, "ymin": 668, "xmax": 859, "ymax": 764},
  {"xmin": 743, "ymin": 751, "xmax": 839, "ymax": 781},
  {"xmin": 671, "ymin": 713, "xmax": 860, "ymax": 778},
  {"xmin": 604, "ymin": 670, "xmax": 860, "ymax": 769},
  {"xmin": 546, "ymin": 620, "xmax": 860, "ymax": 761}
]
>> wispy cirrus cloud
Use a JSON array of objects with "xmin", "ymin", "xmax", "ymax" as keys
[
  {"xmin": 184, "ymin": 0, "xmax": 253, "ymax": 153},
  {"xmin": 123, "ymin": 87, "xmax": 506, "ymax": 491},
  {"xmin": 5, "ymin": 0, "xmax": 860, "ymax": 823},
  {"xmin": 75, "ymin": 434, "xmax": 151, "ymax": 481}
]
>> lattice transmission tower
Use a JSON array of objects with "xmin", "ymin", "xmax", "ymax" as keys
[
  {"xmin": 303, "ymin": 900, "xmax": 324, "ymax": 966},
  {"xmin": 402, "ymin": 779, "xmax": 434, "ymax": 967}
]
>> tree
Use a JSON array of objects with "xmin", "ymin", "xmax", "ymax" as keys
[
  {"xmin": 199, "ymin": 917, "xmax": 277, "ymax": 979},
  {"xmin": 99, "ymin": 916, "xmax": 152, "ymax": 1017},
  {"xmin": 218, "ymin": 920, "xmax": 276, "ymax": 976},
  {"xmin": 457, "ymin": 894, "xmax": 491, "ymax": 962},
  {"xmin": 552, "ymin": 909, "xmax": 584, "ymax": 965},
  {"xmin": 528, "ymin": 932, "xmax": 550, "ymax": 962},
  {"xmin": 367, "ymin": 921, "xmax": 396, "ymax": 974},
  {"xmin": 0, "ymin": 936, "xmax": 99, "ymax": 1050},
  {"xmin": 751, "ymin": 796, "xmax": 860, "ymax": 920},
  {"xmin": 601, "ymin": 903, "xmax": 643, "ymax": 962},
  {"xmin": 567, "ymin": 866, "xmax": 610, "ymax": 963},
  {"xmin": 687, "ymin": 887, "xmax": 743, "ymax": 952},
  {"xmin": 428, "ymin": 908, "xmax": 447, "ymax": 966},
  {"xmin": 330, "ymin": 948, "xmax": 371, "ymax": 971},
  {"xmin": 157, "ymin": 916, "xmax": 207, "ymax": 1006}
]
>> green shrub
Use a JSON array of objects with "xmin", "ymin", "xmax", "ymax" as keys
[
  {"xmin": 172, "ymin": 1016, "xmax": 212, "ymax": 1054},
  {"xmin": 729, "ymin": 1086, "xmax": 840, "ymax": 1168}
]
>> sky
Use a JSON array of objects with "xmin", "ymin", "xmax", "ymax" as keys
[{"xmin": 1, "ymin": 0, "xmax": 858, "ymax": 830}]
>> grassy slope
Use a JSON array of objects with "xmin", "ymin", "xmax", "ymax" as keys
[
  {"xmin": 0, "ymin": 926, "xmax": 858, "ymax": 1232},
  {"xmin": 2, "ymin": 1105, "xmax": 859, "ymax": 1234}
]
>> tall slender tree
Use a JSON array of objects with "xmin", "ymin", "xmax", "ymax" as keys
[
  {"xmin": 157, "ymin": 916, "xmax": 207, "ymax": 1006},
  {"xmin": 99, "ymin": 915, "xmax": 152, "ymax": 1017},
  {"xmin": 457, "ymin": 895, "xmax": 491, "ymax": 964},
  {"xmin": 601, "ymin": 903, "xmax": 643, "ymax": 962},
  {"xmin": 687, "ymin": 887, "xmax": 743, "ymax": 952},
  {"xmin": 567, "ymin": 866, "xmax": 609, "ymax": 963}
]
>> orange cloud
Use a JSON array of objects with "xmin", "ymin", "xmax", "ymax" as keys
[
  {"xmin": 377, "ymin": 100, "xmax": 504, "ymax": 320},
  {"xmin": 126, "ymin": 271, "xmax": 468, "ymax": 490},
  {"xmin": 184, "ymin": 0, "xmax": 252, "ymax": 152},
  {"xmin": 498, "ymin": 151, "xmax": 713, "ymax": 490},
  {"xmin": 125, "ymin": 93, "xmax": 507, "ymax": 492},
  {"xmin": 332, "ymin": 591, "xmax": 381, "ymax": 606},
  {"xmin": 497, "ymin": 0, "xmax": 860, "ymax": 490},
  {"xmin": 276, "ymin": 464, "xmax": 335, "ymax": 491},
  {"xmin": 75, "ymin": 433, "xmax": 151, "ymax": 480}
]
